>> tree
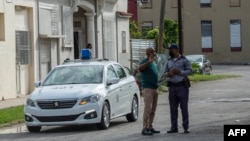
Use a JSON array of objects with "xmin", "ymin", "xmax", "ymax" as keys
[
  {"xmin": 145, "ymin": 18, "xmax": 178, "ymax": 49},
  {"xmin": 163, "ymin": 18, "xmax": 178, "ymax": 48},
  {"xmin": 129, "ymin": 20, "xmax": 142, "ymax": 39}
]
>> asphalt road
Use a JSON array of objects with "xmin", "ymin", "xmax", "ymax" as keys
[{"xmin": 0, "ymin": 65, "xmax": 250, "ymax": 141}]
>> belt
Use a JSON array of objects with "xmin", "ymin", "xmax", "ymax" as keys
[{"xmin": 168, "ymin": 81, "xmax": 185, "ymax": 87}]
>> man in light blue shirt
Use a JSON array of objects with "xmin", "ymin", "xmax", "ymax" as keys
[{"xmin": 164, "ymin": 44, "xmax": 192, "ymax": 134}]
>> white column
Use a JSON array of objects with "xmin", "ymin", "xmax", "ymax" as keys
[{"xmin": 85, "ymin": 13, "xmax": 96, "ymax": 58}]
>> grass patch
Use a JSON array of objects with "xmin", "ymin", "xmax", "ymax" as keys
[
  {"xmin": 158, "ymin": 74, "xmax": 241, "ymax": 93},
  {"xmin": 188, "ymin": 74, "xmax": 241, "ymax": 82},
  {"xmin": 0, "ymin": 105, "xmax": 24, "ymax": 127}
]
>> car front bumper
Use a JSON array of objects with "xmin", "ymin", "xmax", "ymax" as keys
[{"xmin": 24, "ymin": 102, "xmax": 102, "ymax": 127}]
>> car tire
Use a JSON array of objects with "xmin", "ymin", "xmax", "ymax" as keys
[
  {"xmin": 97, "ymin": 102, "xmax": 110, "ymax": 130},
  {"xmin": 204, "ymin": 67, "xmax": 211, "ymax": 75},
  {"xmin": 27, "ymin": 126, "xmax": 41, "ymax": 132},
  {"xmin": 126, "ymin": 96, "xmax": 138, "ymax": 122}
]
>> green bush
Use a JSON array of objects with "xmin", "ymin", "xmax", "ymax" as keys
[{"xmin": 191, "ymin": 62, "xmax": 200, "ymax": 74}]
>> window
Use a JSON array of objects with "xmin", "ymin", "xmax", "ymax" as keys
[
  {"xmin": 141, "ymin": 21, "xmax": 153, "ymax": 38},
  {"xmin": 229, "ymin": 0, "xmax": 241, "ymax": 7},
  {"xmin": 0, "ymin": 13, "xmax": 4, "ymax": 41},
  {"xmin": 122, "ymin": 31, "xmax": 126, "ymax": 53},
  {"xmin": 107, "ymin": 65, "xmax": 118, "ymax": 79},
  {"xmin": 201, "ymin": 21, "xmax": 213, "ymax": 52},
  {"xmin": 230, "ymin": 20, "xmax": 241, "ymax": 51},
  {"xmin": 200, "ymin": 0, "xmax": 211, "ymax": 7},
  {"xmin": 140, "ymin": 0, "xmax": 152, "ymax": 9},
  {"xmin": 16, "ymin": 31, "xmax": 30, "ymax": 65},
  {"xmin": 114, "ymin": 64, "xmax": 126, "ymax": 79}
]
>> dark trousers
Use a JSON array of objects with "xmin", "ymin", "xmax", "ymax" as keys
[{"xmin": 168, "ymin": 85, "xmax": 189, "ymax": 130}]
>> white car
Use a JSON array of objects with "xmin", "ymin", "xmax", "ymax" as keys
[{"xmin": 24, "ymin": 57, "xmax": 140, "ymax": 132}]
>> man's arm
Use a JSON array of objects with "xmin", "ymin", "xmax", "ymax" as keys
[{"xmin": 138, "ymin": 54, "xmax": 154, "ymax": 72}]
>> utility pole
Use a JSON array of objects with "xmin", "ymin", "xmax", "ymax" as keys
[
  {"xmin": 157, "ymin": 0, "xmax": 166, "ymax": 54},
  {"xmin": 178, "ymin": 0, "xmax": 183, "ymax": 54}
]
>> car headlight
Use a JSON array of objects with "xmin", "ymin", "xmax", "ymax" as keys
[
  {"xmin": 80, "ymin": 94, "xmax": 100, "ymax": 105},
  {"xmin": 26, "ymin": 98, "xmax": 35, "ymax": 107}
]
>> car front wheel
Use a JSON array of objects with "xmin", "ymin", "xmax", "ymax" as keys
[
  {"xmin": 126, "ymin": 96, "xmax": 138, "ymax": 122},
  {"xmin": 27, "ymin": 126, "xmax": 41, "ymax": 132},
  {"xmin": 97, "ymin": 102, "xmax": 110, "ymax": 130}
]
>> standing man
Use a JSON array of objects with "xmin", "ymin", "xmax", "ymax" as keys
[
  {"xmin": 165, "ymin": 44, "xmax": 192, "ymax": 134},
  {"xmin": 139, "ymin": 47, "xmax": 160, "ymax": 136},
  {"xmin": 86, "ymin": 43, "xmax": 92, "ymax": 58}
]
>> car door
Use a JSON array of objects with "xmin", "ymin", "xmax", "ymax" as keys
[
  {"xmin": 113, "ymin": 64, "xmax": 131, "ymax": 115},
  {"xmin": 106, "ymin": 65, "xmax": 120, "ymax": 118}
]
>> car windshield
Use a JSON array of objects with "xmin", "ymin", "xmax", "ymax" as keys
[
  {"xmin": 42, "ymin": 65, "xmax": 104, "ymax": 86},
  {"xmin": 186, "ymin": 55, "xmax": 202, "ymax": 63}
]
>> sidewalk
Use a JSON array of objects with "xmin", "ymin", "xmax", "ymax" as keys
[{"xmin": 0, "ymin": 95, "xmax": 28, "ymax": 109}]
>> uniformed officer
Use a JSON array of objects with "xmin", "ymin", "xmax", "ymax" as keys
[{"xmin": 164, "ymin": 44, "xmax": 192, "ymax": 134}]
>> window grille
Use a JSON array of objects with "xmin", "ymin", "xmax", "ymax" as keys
[{"xmin": 16, "ymin": 31, "xmax": 30, "ymax": 65}]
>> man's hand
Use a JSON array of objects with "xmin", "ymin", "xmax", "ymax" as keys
[
  {"xmin": 148, "ymin": 54, "xmax": 154, "ymax": 63},
  {"xmin": 166, "ymin": 68, "xmax": 180, "ymax": 77},
  {"xmin": 171, "ymin": 68, "xmax": 180, "ymax": 75}
]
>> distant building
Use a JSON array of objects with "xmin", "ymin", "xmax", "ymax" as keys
[{"xmin": 137, "ymin": 0, "xmax": 250, "ymax": 64}]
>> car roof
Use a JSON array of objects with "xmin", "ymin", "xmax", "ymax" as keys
[{"xmin": 57, "ymin": 59, "xmax": 118, "ymax": 68}]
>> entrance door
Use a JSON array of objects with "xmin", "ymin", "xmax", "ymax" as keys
[
  {"xmin": 74, "ymin": 32, "xmax": 80, "ymax": 59},
  {"xmin": 15, "ymin": 31, "xmax": 30, "ymax": 95}
]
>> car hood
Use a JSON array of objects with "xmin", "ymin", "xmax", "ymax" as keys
[{"xmin": 29, "ymin": 84, "xmax": 105, "ymax": 100}]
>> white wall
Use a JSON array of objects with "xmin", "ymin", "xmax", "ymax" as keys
[{"xmin": 0, "ymin": 0, "xmax": 37, "ymax": 100}]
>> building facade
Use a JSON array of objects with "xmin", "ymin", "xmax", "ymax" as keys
[
  {"xmin": 0, "ymin": 0, "xmax": 38, "ymax": 100},
  {"xmin": 137, "ymin": 0, "xmax": 250, "ymax": 64},
  {"xmin": 0, "ymin": 0, "xmax": 131, "ymax": 100}
]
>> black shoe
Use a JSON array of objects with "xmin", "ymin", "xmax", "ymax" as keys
[
  {"xmin": 184, "ymin": 130, "xmax": 190, "ymax": 133},
  {"xmin": 141, "ymin": 128, "xmax": 153, "ymax": 136},
  {"xmin": 167, "ymin": 129, "xmax": 178, "ymax": 133},
  {"xmin": 148, "ymin": 128, "xmax": 160, "ymax": 134}
]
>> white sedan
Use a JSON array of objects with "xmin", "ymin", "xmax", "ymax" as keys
[{"xmin": 24, "ymin": 59, "xmax": 140, "ymax": 132}]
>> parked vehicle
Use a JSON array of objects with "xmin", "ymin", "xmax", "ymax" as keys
[
  {"xmin": 24, "ymin": 50, "xmax": 140, "ymax": 132},
  {"xmin": 185, "ymin": 54, "xmax": 212, "ymax": 75}
]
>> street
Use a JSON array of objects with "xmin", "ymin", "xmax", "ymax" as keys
[{"xmin": 0, "ymin": 65, "xmax": 250, "ymax": 141}]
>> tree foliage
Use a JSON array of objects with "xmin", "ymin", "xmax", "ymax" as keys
[
  {"xmin": 163, "ymin": 18, "xmax": 178, "ymax": 47},
  {"xmin": 129, "ymin": 18, "xmax": 178, "ymax": 47},
  {"xmin": 145, "ymin": 18, "xmax": 178, "ymax": 48},
  {"xmin": 129, "ymin": 20, "xmax": 141, "ymax": 39}
]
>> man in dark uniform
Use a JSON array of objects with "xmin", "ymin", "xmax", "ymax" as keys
[
  {"xmin": 164, "ymin": 44, "xmax": 192, "ymax": 134},
  {"xmin": 139, "ymin": 47, "xmax": 160, "ymax": 136}
]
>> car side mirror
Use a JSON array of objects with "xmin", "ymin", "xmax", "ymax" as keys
[
  {"xmin": 106, "ymin": 78, "xmax": 119, "ymax": 86},
  {"xmin": 34, "ymin": 81, "xmax": 41, "ymax": 87}
]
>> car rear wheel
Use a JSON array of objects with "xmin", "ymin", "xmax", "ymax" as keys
[
  {"xmin": 27, "ymin": 126, "xmax": 41, "ymax": 132},
  {"xmin": 126, "ymin": 96, "xmax": 138, "ymax": 122},
  {"xmin": 97, "ymin": 102, "xmax": 110, "ymax": 130}
]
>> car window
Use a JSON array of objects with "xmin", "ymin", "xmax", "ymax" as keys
[
  {"xmin": 42, "ymin": 65, "xmax": 103, "ymax": 85},
  {"xmin": 107, "ymin": 65, "xmax": 118, "ymax": 79},
  {"xmin": 114, "ymin": 64, "xmax": 126, "ymax": 79},
  {"xmin": 186, "ymin": 55, "xmax": 202, "ymax": 63}
]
